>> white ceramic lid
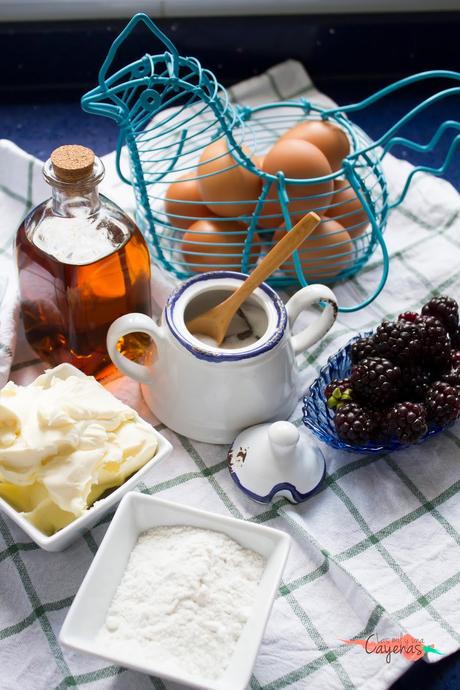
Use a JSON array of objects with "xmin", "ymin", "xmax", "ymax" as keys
[{"xmin": 228, "ymin": 421, "xmax": 326, "ymax": 504}]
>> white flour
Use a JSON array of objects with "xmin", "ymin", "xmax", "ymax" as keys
[{"xmin": 97, "ymin": 525, "xmax": 265, "ymax": 680}]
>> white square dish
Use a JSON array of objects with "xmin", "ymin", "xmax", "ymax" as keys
[
  {"xmin": 0, "ymin": 363, "xmax": 172, "ymax": 551},
  {"xmin": 59, "ymin": 493, "xmax": 291, "ymax": 690}
]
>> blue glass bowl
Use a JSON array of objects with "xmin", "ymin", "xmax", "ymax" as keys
[{"xmin": 302, "ymin": 332, "xmax": 446, "ymax": 454}]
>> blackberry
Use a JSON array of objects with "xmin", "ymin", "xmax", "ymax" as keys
[
  {"xmin": 350, "ymin": 337, "xmax": 377, "ymax": 364},
  {"xmin": 441, "ymin": 367, "xmax": 460, "ymax": 389},
  {"xmin": 398, "ymin": 311, "xmax": 418, "ymax": 323},
  {"xmin": 415, "ymin": 315, "xmax": 451, "ymax": 372},
  {"xmin": 425, "ymin": 381, "xmax": 460, "ymax": 426},
  {"xmin": 351, "ymin": 357, "xmax": 402, "ymax": 407},
  {"xmin": 334, "ymin": 403, "xmax": 373, "ymax": 444},
  {"xmin": 451, "ymin": 327, "xmax": 460, "ymax": 349},
  {"xmin": 452, "ymin": 351, "xmax": 460, "ymax": 365},
  {"xmin": 386, "ymin": 402, "xmax": 428, "ymax": 443},
  {"xmin": 415, "ymin": 314, "xmax": 445, "ymax": 329},
  {"xmin": 373, "ymin": 320, "xmax": 423, "ymax": 365},
  {"xmin": 325, "ymin": 379, "xmax": 352, "ymax": 409},
  {"xmin": 400, "ymin": 365, "xmax": 431, "ymax": 402},
  {"xmin": 369, "ymin": 409, "xmax": 390, "ymax": 442},
  {"xmin": 422, "ymin": 295, "xmax": 459, "ymax": 335}
]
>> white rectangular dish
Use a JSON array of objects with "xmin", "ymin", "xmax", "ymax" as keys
[
  {"xmin": 0, "ymin": 363, "xmax": 172, "ymax": 551},
  {"xmin": 60, "ymin": 493, "xmax": 291, "ymax": 690}
]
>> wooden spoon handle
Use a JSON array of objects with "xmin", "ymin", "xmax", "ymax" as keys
[{"xmin": 224, "ymin": 212, "xmax": 321, "ymax": 314}]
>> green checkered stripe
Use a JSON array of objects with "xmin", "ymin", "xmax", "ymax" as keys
[{"xmin": 1, "ymin": 64, "xmax": 460, "ymax": 690}]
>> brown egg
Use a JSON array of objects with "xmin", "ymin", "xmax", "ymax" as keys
[
  {"xmin": 273, "ymin": 217, "xmax": 354, "ymax": 281},
  {"xmin": 164, "ymin": 173, "xmax": 211, "ymax": 229},
  {"xmin": 182, "ymin": 219, "xmax": 260, "ymax": 273},
  {"xmin": 197, "ymin": 139, "xmax": 262, "ymax": 217},
  {"xmin": 279, "ymin": 121, "xmax": 350, "ymax": 171},
  {"xmin": 258, "ymin": 139, "xmax": 334, "ymax": 229},
  {"xmin": 326, "ymin": 179, "xmax": 369, "ymax": 239}
]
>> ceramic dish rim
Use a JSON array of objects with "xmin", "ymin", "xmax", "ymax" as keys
[{"xmin": 165, "ymin": 271, "xmax": 287, "ymax": 362}]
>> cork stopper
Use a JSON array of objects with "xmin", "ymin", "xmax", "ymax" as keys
[{"xmin": 50, "ymin": 145, "xmax": 95, "ymax": 182}]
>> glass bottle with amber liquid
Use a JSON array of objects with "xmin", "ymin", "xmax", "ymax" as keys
[{"xmin": 16, "ymin": 145, "xmax": 152, "ymax": 380}]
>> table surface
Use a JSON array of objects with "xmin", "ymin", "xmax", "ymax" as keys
[{"xmin": 1, "ymin": 34, "xmax": 460, "ymax": 688}]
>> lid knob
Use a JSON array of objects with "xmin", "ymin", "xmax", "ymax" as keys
[
  {"xmin": 268, "ymin": 421, "xmax": 299, "ymax": 458},
  {"xmin": 51, "ymin": 145, "xmax": 95, "ymax": 182}
]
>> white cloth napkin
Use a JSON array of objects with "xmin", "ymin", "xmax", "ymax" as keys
[{"xmin": 1, "ymin": 61, "xmax": 460, "ymax": 690}]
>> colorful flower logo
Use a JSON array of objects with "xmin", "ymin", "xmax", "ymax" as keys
[{"xmin": 341, "ymin": 633, "xmax": 443, "ymax": 663}]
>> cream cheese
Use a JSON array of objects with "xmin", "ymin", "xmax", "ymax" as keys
[{"xmin": 0, "ymin": 370, "xmax": 158, "ymax": 535}]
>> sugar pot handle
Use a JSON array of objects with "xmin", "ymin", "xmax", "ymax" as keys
[
  {"xmin": 107, "ymin": 313, "xmax": 166, "ymax": 383},
  {"xmin": 286, "ymin": 285, "xmax": 338, "ymax": 355}
]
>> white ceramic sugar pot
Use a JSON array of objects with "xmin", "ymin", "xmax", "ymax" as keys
[{"xmin": 107, "ymin": 271, "xmax": 337, "ymax": 444}]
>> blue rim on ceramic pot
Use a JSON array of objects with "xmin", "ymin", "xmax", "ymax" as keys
[{"xmin": 164, "ymin": 271, "xmax": 287, "ymax": 363}]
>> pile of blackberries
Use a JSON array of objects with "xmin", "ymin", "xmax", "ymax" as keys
[{"xmin": 326, "ymin": 295, "xmax": 460, "ymax": 445}]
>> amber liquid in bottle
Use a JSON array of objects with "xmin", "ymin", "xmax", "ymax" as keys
[{"xmin": 16, "ymin": 147, "xmax": 152, "ymax": 380}]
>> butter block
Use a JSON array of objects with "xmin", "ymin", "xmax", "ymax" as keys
[{"xmin": 0, "ymin": 370, "xmax": 159, "ymax": 535}]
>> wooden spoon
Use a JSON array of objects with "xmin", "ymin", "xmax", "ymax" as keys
[{"xmin": 185, "ymin": 211, "xmax": 321, "ymax": 346}]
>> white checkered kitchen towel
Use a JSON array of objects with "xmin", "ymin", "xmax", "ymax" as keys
[{"xmin": 1, "ymin": 61, "xmax": 460, "ymax": 690}]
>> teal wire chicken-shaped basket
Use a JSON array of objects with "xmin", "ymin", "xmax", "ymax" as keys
[{"xmin": 82, "ymin": 13, "xmax": 460, "ymax": 312}]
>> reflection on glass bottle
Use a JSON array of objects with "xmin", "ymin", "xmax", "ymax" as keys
[{"xmin": 16, "ymin": 145, "xmax": 152, "ymax": 380}]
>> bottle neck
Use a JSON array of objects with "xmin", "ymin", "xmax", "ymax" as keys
[
  {"xmin": 43, "ymin": 156, "xmax": 105, "ymax": 218},
  {"xmin": 51, "ymin": 185, "xmax": 101, "ymax": 217}
]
